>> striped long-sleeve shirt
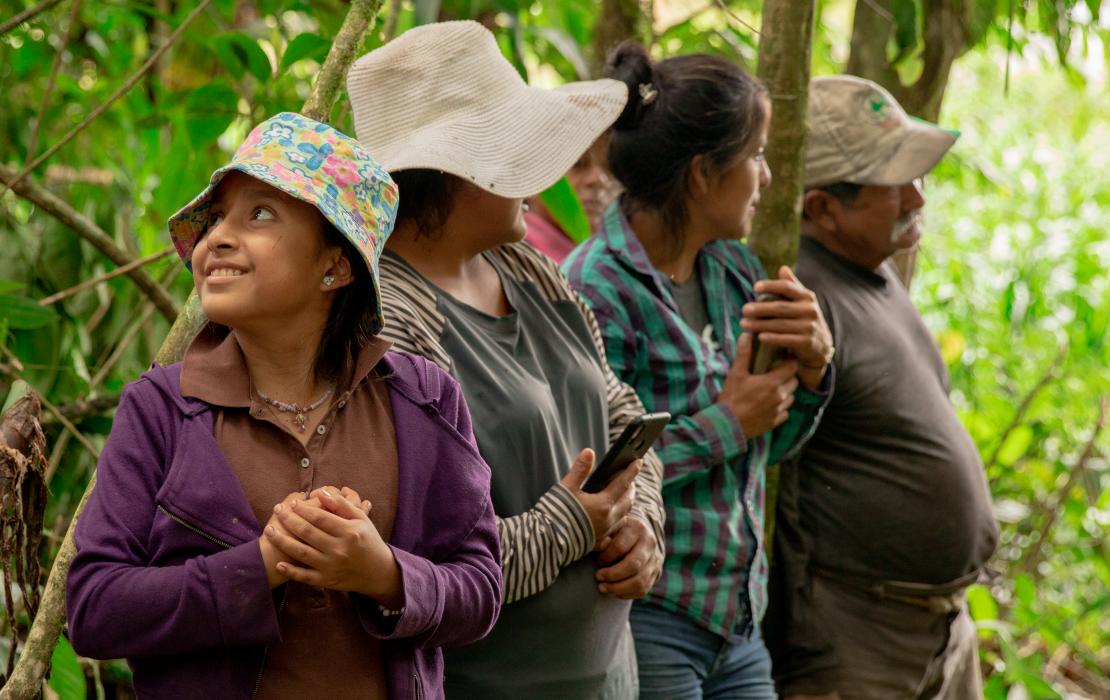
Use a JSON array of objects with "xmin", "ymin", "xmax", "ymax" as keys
[
  {"xmin": 378, "ymin": 240, "xmax": 666, "ymax": 604},
  {"xmin": 563, "ymin": 204, "xmax": 830, "ymax": 637}
]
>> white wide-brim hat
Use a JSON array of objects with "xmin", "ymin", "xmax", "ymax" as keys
[
  {"xmin": 804, "ymin": 75, "xmax": 959, "ymax": 189},
  {"xmin": 347, "ymin": 20, "xmax": 628, "ymax": 198}
]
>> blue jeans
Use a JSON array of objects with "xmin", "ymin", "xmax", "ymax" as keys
[{"xmin": 630, "ymin": 602, "xmax": 777, "ymax": 700}]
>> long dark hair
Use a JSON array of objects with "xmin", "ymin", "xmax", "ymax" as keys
[
  {"xmin": 315, "ymin": 220, "xmax": 380, "ymax": 386},
  {"xmin": 604, "ymin": 43, "xmax": 768, "ymax": 246}
]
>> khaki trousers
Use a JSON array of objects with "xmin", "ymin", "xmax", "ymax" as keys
[{"xmin": 810, "ymin": 575, "xmax": 983, "ymax": 700}]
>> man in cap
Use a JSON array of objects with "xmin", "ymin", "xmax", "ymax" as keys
[{"xmin": 762, "ymin": 75, "xmax": 999, "ymax": 700}]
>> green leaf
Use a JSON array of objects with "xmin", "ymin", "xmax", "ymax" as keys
[
  {"xmin": 538, "ymin": 177, "xmax": 592, "ymax": 244},
  {"xmin": 0, "ymin": 294, "xmax": 58, "ymax": 330},
  {"xmin": 184, "ymin": 84, "xmax": 240, "ymax": 146},
  {"xmin": 0, "ymin": 280, "xmax": 25, "ymax": 294},
  {"xmin": 48, "ymin": 636, "xmax": 87, "ymax": 700},
  {"xmin": 890, "ymin": 0, "xmax": 920, "ymax": 58},
  {"xmin": 213, "ymin": 33, "xmax": 272, "ymax": 83},
  {"xmin": 280, "ymin": 33, "xmax": 332, "ymax": 70},
  {"xmin": 995, "ymin": 424, "xmax": 1033, "ymax": 466},
  {"xmin": 966, "ymin": 584, "xmax": 999, "ymax": 624},
  {"xmin": 533, "ymin": 27, "xmax": 590, "ymax": 80}
]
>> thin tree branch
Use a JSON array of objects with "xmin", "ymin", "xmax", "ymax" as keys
[
  {"xmin": 0, "ymin": 0, "xmax": 63, "ymax": 37},
  {"xmin": 0, "ymin": 0, "xmax": 211, "ymax": 198},
  {"xmin": 714, "ymin": 0, "xmax": 761, "ymax": 37},
  {"xmin": 1019, "ymin": 397, "xmax": 1107, "ymax": 578},
  {"xmin": 301, "ymin": 0, "xmax": 386, "ymax": 121},
  {"xmin": 3, "ymin": 1, "xmax": 388, "ymax": 692},
  {"xmin": 41, "ymin": 394, "xmax": 121, "ymax": 424},
  {"xmin": 26, "ymin": 0, "xmax": 83, "ymax": 165},
  {"xmin": 38, "ymin": 247, "xmax": 175, "ymax": 307},
  {"xmin": 383, "ymin": 0, "xmax": 402, "ymax": 41},
  {"xmin": 0, "ymin": 163, "xmax": 179, "ymax": 321},
  {"xmin": 984, "ymin": 344, "xmax": 1069, "ymax": 474}
]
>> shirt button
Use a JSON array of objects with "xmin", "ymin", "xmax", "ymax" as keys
[
  {"xmin": 300, "ymin": 458, "xmax": 310, "ymax": 469},
  {"xmin": 316, "ymin": 425, "xmax": 327, "ymax": 435}
]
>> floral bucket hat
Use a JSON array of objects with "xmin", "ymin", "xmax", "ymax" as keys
[{"xmin": 168, "ymin": 111, "xmax": 399, "ymax": 335}]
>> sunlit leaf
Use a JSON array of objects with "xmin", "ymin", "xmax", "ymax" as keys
[
  {"xmin": 280, "ymin": 33, "xmax": 331, "ymax": 70},
  {"xmin": 538, "ymin": 177, "xmax": 591, "ymax": 244},
  {"xmin": 48, "ymin": 636, "xmax": 87, "ymax": 700}
]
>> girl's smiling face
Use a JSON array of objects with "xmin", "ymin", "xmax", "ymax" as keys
[{"xmin": 191, "ymin": 171, "xmax": 346, "ymax": 332}]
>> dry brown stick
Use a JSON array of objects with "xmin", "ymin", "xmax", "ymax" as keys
[
  {"xmin": 0, "ymin": 0, "xmax": 211, "ymax": 199},
  {"xmin": 39, "ymin": 247, "xmax": 175, "ymax": 307},
  {"xmin": 26, "ymin": 0, "xmax": 83, "ymax": 165},
  {"xmin": 984, "ymin": 343, "xmax": 1069, "ymax": 474},
  {"xmin": 1019, "ymin": 396, "xmax": 1107, "ymax": 579},
  {"xmin": 41, "ymin": 394, "xmax": 120, "ymax": 424},
  {"xmin": 0, "ymin": 0, "xmax": 63, "ymax": 36},
  {"xmin": 0, "ymin": 163, "xmax": 179, "ymax": 321},
  {"xmin": 1, "ymin": 2, "xmax": 387, "ymax": 694}
]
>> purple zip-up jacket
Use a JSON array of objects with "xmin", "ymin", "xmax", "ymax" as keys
[{"xmin": 67, "ymin": 351, "xmax": 502, "ymax": 700}]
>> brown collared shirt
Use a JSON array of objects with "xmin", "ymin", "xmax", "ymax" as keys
[{"xmin": 180, "ymin": 325, "xmax": 398, "ymax": 700}]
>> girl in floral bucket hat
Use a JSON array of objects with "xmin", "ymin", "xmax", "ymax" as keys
[{"xmin": 66, "ymin": 112, "xmax": 501, "ymax": 700}]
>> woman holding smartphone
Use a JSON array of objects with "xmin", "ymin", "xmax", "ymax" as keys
[
  {"xmin": 346, "ymin": 22, "xmax": 666, "ymax": 700},
  {"xmin": 564, "ymin": 44, "xmax": 834, "ymax": 699}
]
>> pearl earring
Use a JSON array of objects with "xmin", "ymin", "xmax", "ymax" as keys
[{"xmin": 323, "ymin": 275, "xmax": 335, "ymax": 286}]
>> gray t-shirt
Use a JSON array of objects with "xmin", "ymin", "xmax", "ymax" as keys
[
  {"xmin": 792, "ymin": 235, "xmax": 999, "ymax": 583},
  {"xmin": 410, "ymin": 252, "xmax": 636, "ymax": 699},
  {"xmin": 671, "ymin": 272, "xmax": 711, "ymax": 339}
]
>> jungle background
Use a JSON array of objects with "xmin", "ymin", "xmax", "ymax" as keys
[{"xmin": 0, "ymin": 0, "xmax": 1107, "ymax": 698}]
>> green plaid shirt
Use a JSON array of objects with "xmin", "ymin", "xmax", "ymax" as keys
[{"xmin": 564, "ymin": 204, "xmax": 830, "ymax": 637}]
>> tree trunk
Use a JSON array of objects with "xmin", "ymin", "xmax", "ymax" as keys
[
  {"xmin": 749, "ymin": 0, "xmax": 817, "ymax": 549},
  {"xmin": 749, "ymin": 0, "xmax": 816, "ymax": 274},
  {"xmin": 0, "ymin": 2, "xmax": 386, "ymax": 695},
  {"xmin": 845, "ymin": 0, "xmax": 973, "ymax": 287},
  {"xmin": 592, "ymin": 0, "xmax": 652, "ymax": 74}
]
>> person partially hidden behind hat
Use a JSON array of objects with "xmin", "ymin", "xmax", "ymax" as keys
[
  {"xmin": 762, "ymin": 76, "xmax": 999, "ymax": 700},
  {"xmin": 66, "ymin": 112, "xmax": 501, "ymax": 700},
  {"xmin": 347, "ymin": 21, "xmax": 666, "ymax": 700},
  {"xmin": 523, "ymin": 133, "xmax": 621, "ymax": 263}
]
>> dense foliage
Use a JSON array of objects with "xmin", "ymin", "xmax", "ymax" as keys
[{"xmin": 0, "ymin": 1, "xmax": 1106, "ymax": 697}]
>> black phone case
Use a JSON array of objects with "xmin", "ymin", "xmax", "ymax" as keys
[{"xmin": 583, "ymin": 412, "xmax": 671, "ymax": 493}]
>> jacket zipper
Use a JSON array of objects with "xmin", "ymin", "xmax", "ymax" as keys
[
  {"xmin": 414, "ymin": 671, "xmax": 423, "ymax": 700},
  {"xmin": 156, "ymin": 504, "xmax": 282, "ymax": 699},
  {"xmin": 251, "ymin": 587, "xmax": 288, "ymax": 699},
  {"xmin": 156, "ymin": 504, "xmax": 233, "ymax": 549}
]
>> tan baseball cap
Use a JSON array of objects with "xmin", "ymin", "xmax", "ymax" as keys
[{"xmin": 804, "ymin": 75, "xmax": 958, "ymax": 189}]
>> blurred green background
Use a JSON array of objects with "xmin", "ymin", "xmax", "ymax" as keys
[{"xmin": 0, "ymin": 1, "xmax": 1107, "ymax": 697}]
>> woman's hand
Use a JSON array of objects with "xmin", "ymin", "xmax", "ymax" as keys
[
  {"xmin": 741, "ymin": 265, "xmax": 833, "ymax": 390},
  {"xmin": 558, "ymin": 449, "xmax": 640, "ymax": 550},
  {"xmin": 595, "ymin": 516, "xmax": 661, "ymax": 599},
  {"xmin": 258, "ymin": 488, "xmax": 371, "ymax": 589},
  {"xmin": 264, "ymin": 488, "xmax": 403, "ymax": 608}
]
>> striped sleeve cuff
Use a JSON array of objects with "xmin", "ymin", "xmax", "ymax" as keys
[{"xmin": 536, "ymin": 483, "xmax": 595, "ymax": 562}]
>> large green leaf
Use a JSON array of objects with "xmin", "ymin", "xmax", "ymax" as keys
[
  {"xmin": 538, "ymin": 177, "xmax": 591, "ymax": 245},
  {"xmin": 0, "ymin": 294, "xmax": 58, "ymax": 330},
  {"xmin": 280, "ymin": 33, "xmax": 332, "ymax": 70},
  {"xmin": 48, "ymin": 636, "xmax": 87, "ymax": 700},
  {"xmin": 213, "ymin": 32, "xmax": 272, "ymax": 83},
  {"xmin": 184, "ymin": 83, "xmax": 241, "ymax": 146}
]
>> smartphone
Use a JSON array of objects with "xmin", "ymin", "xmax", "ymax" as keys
[
  {"xmin": 583, "ymin": 412, "xmax": 671, "ymax": 493},
  {"xmin": 748, "ymin": 292, "xmax": 786, "ymax": 375}
]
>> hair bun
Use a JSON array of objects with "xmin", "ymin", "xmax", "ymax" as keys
[{"xmin": 604, "ymin": 42, "xmax": 655, "ymax": 130}]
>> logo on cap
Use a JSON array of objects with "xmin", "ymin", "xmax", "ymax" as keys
[{"xmin": 863, "ymin": 91, "xmax": 900, "ymax": 129}]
